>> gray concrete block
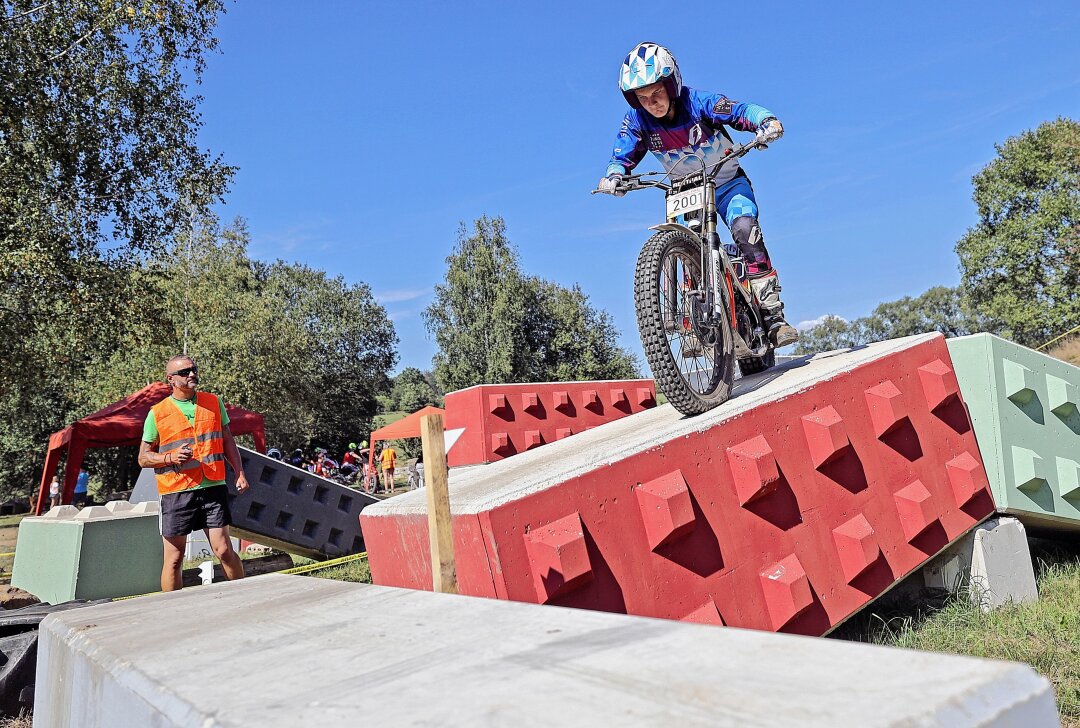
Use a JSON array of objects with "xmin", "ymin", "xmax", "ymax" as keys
[
  {"xmin": 35, "ymin": 574, "xmax": 1060, "ymax": 727},
  {"xmin": 132, "ymin": 446, "xmax": 378, "ymax": 558},
  {"xmin": 923, "ymin": 517, "xmax": 1039, "ymax": 611}
]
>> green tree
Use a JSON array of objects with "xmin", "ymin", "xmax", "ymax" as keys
[
  {"xmin": 424, "ymin": 216, "xmax": 637, "ymax": 392},
  {"xmin": 389, "ymin": 367, "xmax": 442, "ymax": 412},
  {"xmin": 0, "ymin": 0, "xmax": 232, "ymax": 499},
  {"xmin": 956, "ymin": 118, "xmax": 1080, "ymax": 347}
]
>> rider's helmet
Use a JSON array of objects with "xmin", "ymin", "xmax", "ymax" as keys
[
  {"xmin": 619, "ymin": 42, "xmax": 682, "ymax": 110},
  {"xmin": 348, "ymin": 442, "xmax": 358, "ymax": 450}
]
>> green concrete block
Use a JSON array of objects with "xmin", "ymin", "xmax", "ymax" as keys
[
  {"xmin": 947, "ymin": 333, "xmax": 1080, "ymax": 532},
  {"xmin": 12, "ymin": 501, "xmax": 163, "ymax": 603}
]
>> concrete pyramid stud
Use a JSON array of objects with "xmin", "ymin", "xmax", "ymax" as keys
[
  {"xmin": 42, "ymin": 505, "xmax": 80, "ymax": 520},
  {"xmin": 832, "ymin": 513, "xmax": 880, "ymax": 583},
  {"xmin": 864, "ymin": 380, "xmax": 907, "ymax": 437},
  {"xmin": 893, "ymin": 480, "xmax": 938, "ymax": 542},
  {"xmin": 611, "ymin": 388, "xmax": 630, "ymax": 410},
  {"xmin": 583, "ymin": 389, "xmax": 603, "ymax": 412},
  {"xmin": 800, "ymin": 406, "xmax": 849, "ymax": 468},
  {"xmin": 727, "ymin": 435, "xmax": 780, "ymax": 506},
  {"xmin": 759, "ymin": 554, "xmax": 813, "ymax": 631},
  {"xmin": 1011, "ymin": 446, "xmax": 1047, "ymax": 493},
  {"xmin": 681, "ymin": 597, "xmax": 725, "ymax": 625},
  {"xmin": 488, "ymin": 394, "xmax": 511, "ymax": 417},
  {"xmin": 918, "ymin": 358, "xmax": 960, "ymax": 410},
  {"xmin": 522, "ymin": 392, "xmax": 544, "ymax": 416},
  {"xmin": 634, "ymin": 470, "xmax": 696, "ymax": 551},
  {"xmin": 554, "ymin": 427, "xmax": 573, "ymax": 440},
  {"xmin": 636, "ymin": 387, "xmax": 656, "ymax": 407},
  {"xmin": 554, "ymin": 390, "xmax": 573, "ymax": 412},
  {"xmin": 1002, "ymin": 359, "xmax": 1039, "ymax": 405},
  {"xmin": 524, "ymin": 430, "xmax": 544, "ymax": 450},
  {"xmin": 129, "ymin": 501, "xmax": 160, "ymax": 514},
  {"xmin": 524, "ymin": 512, "xmax": 593, "ymax": 603},
  {"xmin": 74, "ymin": 506, "xmax": 114, "ymax": 521},
  {"xmin": 104, "ymin": 501, "xmax": 135, "ymax": 514},
  {"xmin": 491, "ymin": 432, "xmax": 514, "ymax": 457},
  {"xmin": 945, "ymin": 451, "xmax": 988, "ymax": 507},
  {"xmin": 1046, "ymin": 374, "xmax": 1078, "ymax": 417},
  {"xmin": 1057, "ymin": 457, "xmax": 1080, "ymax": 501}
]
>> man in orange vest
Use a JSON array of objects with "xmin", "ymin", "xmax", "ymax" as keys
[{"xmin": 137, "ymin": 354, "xmax": 251, "ymax": 591}]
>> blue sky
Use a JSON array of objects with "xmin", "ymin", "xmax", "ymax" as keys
[{"xmin": 197, "ymin": 1, "xmax": 1080, "ymax": 373}]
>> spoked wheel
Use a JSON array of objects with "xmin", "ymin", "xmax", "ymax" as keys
[{"xmin": 635, "ymin": 229, "xmax": 735, "ymax": 415}]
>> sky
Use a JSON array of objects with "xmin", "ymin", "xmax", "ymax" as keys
[{"xmin": 195, "ymin": 1, "xmax": 1080, "ymax": 373}]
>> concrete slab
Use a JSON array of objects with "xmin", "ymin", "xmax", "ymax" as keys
[
  {"xmin": 923, "ymin": 517, "xmax": 1040, "ymax": 611},
  {"xmin": 35, "ymin": 574, "xmax": 1059, "ymax": 727},
  {"xmin": 947, "ymin": 333, "xmax": 1080, "ymax": 533},
  {"xmin": 362, "ymin": 334, "xmax": 995, "ymax": 635}
]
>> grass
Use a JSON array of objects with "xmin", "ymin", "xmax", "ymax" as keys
[
  {"xmin": 1048, "ymin": 336, "xmax": 1080, "ymax": 367},
  {"xmin": 836, "ymin": 544, "xmax": 1080, "ymax": 727},
  {"xmin": 288, "ymin": 553, "xmax": 371, "ymax": 583}
]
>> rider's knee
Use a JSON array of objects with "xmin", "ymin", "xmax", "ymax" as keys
[{"xmin": 729, "ymin": 215, "xmax": 760, "ymax": 247}]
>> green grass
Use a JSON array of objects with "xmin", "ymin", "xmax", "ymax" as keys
[
  {"xmin": 289, "ymin": 553, "xmax": 372, "ymax": 583},
  {"xmin": 840, "ymin": 552, "xmax": 1080, "ymax": 726}
]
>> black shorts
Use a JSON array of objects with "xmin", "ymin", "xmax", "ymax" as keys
[{"xmin": 160, "ymin": 484, "xmax": 232, "ymax": 538}]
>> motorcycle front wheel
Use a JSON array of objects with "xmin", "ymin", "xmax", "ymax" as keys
[{"xmin": 634, "ymin": 229, "xmax": 735, "ymax": 416}]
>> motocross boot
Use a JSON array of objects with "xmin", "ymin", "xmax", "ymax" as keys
[{"xmin": 750, "ymin": 272, "xmax": 799, "ymax": 348}]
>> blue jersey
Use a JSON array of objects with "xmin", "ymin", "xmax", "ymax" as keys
[{"xmin": 606, "ymin": 87, "xmax": 774, "ymax": 185}]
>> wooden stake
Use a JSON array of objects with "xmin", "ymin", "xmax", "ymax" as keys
[{"xmin": 420, "ymin": 413, "xmax": 457, "ymax": 594}]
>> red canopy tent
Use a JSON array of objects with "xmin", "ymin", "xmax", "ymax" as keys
[
  {"xmin": 35, "ymin": 382, "xmax": 267, "ymax": 515},
  {"xmin": 367, "ymin": 405, "xmax": 445, "ymax": 472}
]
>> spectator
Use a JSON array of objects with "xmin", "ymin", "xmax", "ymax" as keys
[
  {"xmin": 342, "ymin": 443, "xmax": 359, "ymax": 466},
  {"xmin": 73, "ymin": 467, "xmax": 89, "ymax": 507},
  {"xmin": 414, "ymin": 451, "xmax": 425, "ymax": 490},
  {"xmin": 48, "ymin": 475, "xmax": 61, "ymax": 509},
  {"xmin": 380, "ymin": 445, "xmax": 397, "ymax": 494},
  {"xmin": 289, "ymin": 449, "xmax": 304, "ymax": 468}
]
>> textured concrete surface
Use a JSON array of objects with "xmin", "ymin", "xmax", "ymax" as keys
[
  {"xmin": 363, "ymin": 334, "xmax": 995, "ymax": 635},
  {"xmin": 444, "ymin": 379, "xmax": 657, "ymax": 467},
  {"xmin": 12, "ymin": 502, "xmax": 162, "ymax": 603},
  {"xmin": 947, "ymin": 333, "xmax": 1080, "ymax": 533},
  {"xmin": 35, "ymin": 574, "xmax": 1060, "ymax": 727},
  {"xmin": 923, "ymin": 517, "xmax": 1039, "ymax": 611}
]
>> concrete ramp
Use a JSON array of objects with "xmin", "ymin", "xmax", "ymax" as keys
[
  {"xmin": 362, "ymin": 333, "xmax": 996, "ymax": 635},
  {"xmin": 34, "ymin": 574, "xmax": 1059, "ymax": 727}
]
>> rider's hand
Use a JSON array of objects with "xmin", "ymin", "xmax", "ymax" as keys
[
  {"xmin": 597, "ymin": 175, "xmax": 625, "ymax": 197},
  {"xmin": 755, "ymin": 118, "xmax": 784, "ymax": 146}
]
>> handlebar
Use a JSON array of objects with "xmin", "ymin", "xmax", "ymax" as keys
[{"xmin": 592, "ymin": 139, "xmax": 765, "ymax": 196}]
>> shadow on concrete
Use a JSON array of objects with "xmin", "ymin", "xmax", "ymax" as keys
[
  {"xmin": 880, "ymin": 417, "xmax": 924, "ymax": 462},
  {"xmin": 655, "ymin": 490, "xmax": 725, "ymax": 578}
]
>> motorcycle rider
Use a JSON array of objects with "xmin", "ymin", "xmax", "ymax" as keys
[{"xmin": 598, "ymin": 42, "xmax": 798, "ymax": 347}]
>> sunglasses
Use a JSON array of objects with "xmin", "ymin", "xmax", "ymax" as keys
[{"xmin": 169, "ymin": 366, "xmax": 198, "ymax": 377}]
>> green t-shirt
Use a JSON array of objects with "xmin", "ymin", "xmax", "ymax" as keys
[{"xmin": 143, "ymin": 395, "xmax": 230, "ymax": 489}]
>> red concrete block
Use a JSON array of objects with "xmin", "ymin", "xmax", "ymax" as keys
[
  {"xmin": 727, "ymin": 435, "xmax": 780, "ymax": 506},
  {"xmin": 442, "ymin": 380, "xmax": 657, "ymax": 467},
  {"xmin": 945, "ymin": 451, "xmax": 988, "ymax": 507},
  {"xmin": 893, "ymin": 480, "xmax": 938, "ymax": 542},
  {"xmin": 760, "ymin": 554, "xmax": 813, "ymax": 631},
  {"xmin": 801, "ymin": 406, "xmax": 849, "ymax": 468},
  {"xmin": 681, "ymin": 597, "xmax": 725, "ymax": 626},
  {"xmin": 832, "ymin": 513, "xmax": 879, "ymax": 583},
  {"xmin": 864, "ymin": 380, "xmax": 907, "ymax": 437},
  {"xmin": 635, "ymin": 470, "xmax": 696, "ymax": 551},
  {"xmin": 918, "ymin": 359, "xmax": 960, "ymax": 411},
  {"xmin": 365, "ymin": 334, "xmax": 994, "ymax": 636},
  {"xmin": 524, "ymin": 512, "xmax": 593, "ymax": 603}
]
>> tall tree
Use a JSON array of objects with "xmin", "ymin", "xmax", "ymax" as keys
[
  {"xmin": 425, "ymin": 215, "xmax": 637, "ymax": 392},
  {"xmin": 389, "ymin": 367, "xmax": 443, "ymax": 412},
  {"xmin": 956, "ymin": 117, "xmax": 1080, "ymax": 347}
]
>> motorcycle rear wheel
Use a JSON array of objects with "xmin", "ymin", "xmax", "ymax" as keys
[{"xmin": 634, "ymin": 229, "xmax": 735, "ymax": 415}]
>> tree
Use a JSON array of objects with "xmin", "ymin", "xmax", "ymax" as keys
[
  {"xmin": 389, "ymin": 368, "xmax": 442, "ymax": 412},
  {"xmin": 424, "ymin": 216, "xmax": 638, "ymax": 392},
  {"xmin": 0, "ymin": 0, "xmax": 232, "ymax": 498},
  {"xmin": 956, "ymin": 118, "xmax": 1080, "ymax": 347},
  {"xmin": 793, "ymin": 286, "xmax": 984, "ymax": 355}
]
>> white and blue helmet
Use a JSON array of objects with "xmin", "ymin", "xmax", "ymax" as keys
[{"xmin": 619, "ymin": 42, "xmax": 682, "ymax": 109}]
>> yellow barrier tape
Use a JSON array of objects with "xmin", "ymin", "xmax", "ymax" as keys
[
  {"xmin": 279, "ymin": 552, "xmax": 367, "ymax": 576},
  {"xmin": 0, "ymin": 552, "xmax": 14, "ymax": 558},
  {"xmin": 1036, "ymin": 323, "xmax": 1080, "ymax": 351}
]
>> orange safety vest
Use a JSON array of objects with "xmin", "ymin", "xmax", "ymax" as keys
[{"xmin": 151, "ymin": 391, "xmax": 227, "ymax": 495}]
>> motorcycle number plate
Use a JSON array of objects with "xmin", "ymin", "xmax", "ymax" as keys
[{"xmin": 666, "ymin": 188, "xmax": 706, "ymax": 219}]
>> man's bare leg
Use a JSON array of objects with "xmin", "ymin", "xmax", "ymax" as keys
[
  {"xmin": 207, "ymin": 526, "xmax": 245, "ymax": 581},
  {"xmin": 162, "ymin": 535, "xmax": 187, "ymax": 591}
]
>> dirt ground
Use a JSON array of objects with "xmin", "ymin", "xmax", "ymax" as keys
[{"xmin": 0, "ymin": 515, "xmax": 24, "ymax": 585}]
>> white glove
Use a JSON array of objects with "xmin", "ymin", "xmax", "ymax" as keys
[
  {"xmin": 597, "ymin": 174, "xmax": 625, "ymax": 196},
  {"xmin": 755, "ymin": 118, "xmax": 784, "ymax": 145}
]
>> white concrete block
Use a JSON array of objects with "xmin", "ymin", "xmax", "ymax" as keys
[
  {"xmin": 923, "ymin": 517, "xmax": 1039, "ymax": 611},
  {"xmin": 40, "ymin": 505, "xmax": 79, "ymax": 520},
  {"xmin": 72, "ymin": 505, "xmax": 114, "ymax": 521},
  {"xmin": 104, "ymin": 500, "xmax": 134, "ymax": 514},
  {"xmin": 129, "ymin": 501, "xmax": 159, "ymax": 515},
  {"xmin": 35, "ymin": 574, "xmax": 1059, "ymax": 727}
]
